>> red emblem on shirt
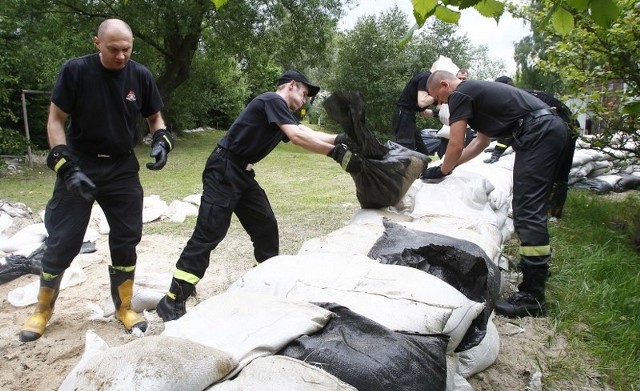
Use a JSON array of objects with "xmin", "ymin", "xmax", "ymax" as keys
[{"xmin": 126, "ymin": 90, "xmax": 137, "ymax": 102}]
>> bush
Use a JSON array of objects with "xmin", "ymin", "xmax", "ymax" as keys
[{"xmin": 0, "ymin": 127, "xmax": 30, "ymax": 155}]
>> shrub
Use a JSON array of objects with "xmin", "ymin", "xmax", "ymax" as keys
[{"xmin": 0, "ymin": 127, "xmax": 30, "ymax": 155}]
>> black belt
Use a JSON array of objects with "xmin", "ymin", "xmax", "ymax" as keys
[
  {"xmin": 76, "ymin": 150, "xmax": 132, "ymax": 159},
  {"xmin": 525, "ymin": 108, "xmax": 555, "ymax": 120},
  {"xmin": 213, "ymin": 147, "xmax": 253, "ymax": 171},
  {"xmin": 518, "ymin": 108, "xmax": 555, "ymax": 128}
]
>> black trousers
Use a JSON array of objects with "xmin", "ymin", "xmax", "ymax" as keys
[
  {"xmin": 392, "ymin": 107, "xmax": 429, "ymax": 155},
  {"xmin": 43, "ymin": 153, "xmax": 143, "ymax": 275},
  {"xmin": 175, "ymin": 151, "xmax": 278, "ymax": 280},
  {"xmin": 511, "ymin": 113, "xmax": 569, "ymax": 269}
]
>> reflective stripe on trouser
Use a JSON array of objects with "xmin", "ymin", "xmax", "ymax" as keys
[
  {"xmin": 174, "ymin": 153, "xmax": 279, "ymax": 280},
  {"xmin": 511, "ymin": 114, "xmax": 568, "ymax": 260},
  {"xmin": 42, "ymin": 154, "xmax": 143, "ymax": 275}
]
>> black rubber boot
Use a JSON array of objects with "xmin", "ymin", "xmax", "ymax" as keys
[
  {"xmin": 109, "ymin": 265, "xmax": 148, "ymax": 333},
  {"xmin": 496, "ymin": 267, "xmax": 548, "ymax": 318},
  {"xmin": 19, "ymin": 273, "xmax": 64, "ymax": 342},
  {"xmin": 156, "ymin": 278, "xmax": 195, "ymax": 322}
]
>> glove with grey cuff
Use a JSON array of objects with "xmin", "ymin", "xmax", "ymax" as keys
[
  {"xmin": 47, "ymin": 145, "xmax": 96, "ymax": 201},
  {"xmin": 328, "ymin": 144, "xmax": 363, "ymax": 173},
  {"xmin": 146, "ymin": 129, "xmax": 175, "ymax": 170}
]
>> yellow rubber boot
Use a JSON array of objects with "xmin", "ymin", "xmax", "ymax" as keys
[
  {"xmin": 19, "ymin": 273, "xmax": 63, "ymax": 342},
  {"xmin": 109, "ymin": 265, "xmax": 148, "ymax": 333}
]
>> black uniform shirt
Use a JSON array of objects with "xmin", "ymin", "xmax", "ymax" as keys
[
  {"xmin": 448, "ymin": 80, "xmax": 549, "ymax": 138},
  {"xmin": 51, "ymin": 53, "xmax": 163, "ymax": 156},
  {"xmin": 217, "ymin": 92, "xmax": 298, "ymax": 163},
  {"xmin": 396, "ymin": 71, "xmax": 431, "ymax": 112}
]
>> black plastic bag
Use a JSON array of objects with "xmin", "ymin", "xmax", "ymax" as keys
[
  {"xmin": 278, "ymin": 302, "xmax": 448, "ymax": 391},
  {"xmin": 0, "ymin": 241, "xmax": 96, "ymax": 284},
  {"xmin": 368, "ymin": 218, "xmax": 501, "ymax": 352},
  {"xmin": 323, "ymin": 92, "xmax": 429, "ymax": 208}
]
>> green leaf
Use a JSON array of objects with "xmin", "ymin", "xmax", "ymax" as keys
[
  {"xmin": 622, "ymin": 100, "xmax": 640, "ymax": 115},
  {"xmin": 458, "ymin": 0, "xmax": 481, "ymax": 9},
  {"xmin": 211, "ymin": 0, "xmax": 229, "ymax": 10},
  {"xmin": 412, "ymin": 0, "xmax": 438, "ymax": 25},
  {"xmin": 398, "ymin": 23, "xmax": 420, "ymax": 48},
  {"xmin": 473, "ymin": 0, "xmax": 504, "ymax": 21},
  {"xmin": 565, "ymin": 0, "xmax": 590, "ymax": 11},
  {"xmin": 551, "ymin": 7, "xmax": 574, "ymax": 35},
  {"xmin": 590, "ymin": 0, "xmax": 620, "ymax": 28},
  {"xmin": 434, "ymin": 5, "xmax": 461, "ymax": 24}
]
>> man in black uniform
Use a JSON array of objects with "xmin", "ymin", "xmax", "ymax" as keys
[
  {"xmin": 19, "ymin": 19, "xmax": 173, "ymax": 342},
  {"xmin": 487, "ymin": 76, "xmax": 579, "ymax": 218},
  {"xmin": 424, "ymin": 70, "xmax": 571, "ymax": 318},
  {"xmin": 392, "ymin": 71, "xmax": 438, "ymax": 155},
  {"xmin": 156, "ymin": 70, "xmax": 360, "ymax": 321}
]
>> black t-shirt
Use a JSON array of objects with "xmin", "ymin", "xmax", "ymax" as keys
[
  {"xmin": 396, "ymin": 71, "xmax": 431, "ymax": 112},
  {"xmin": 217, "ymin": 92, "xmax": 298, "ymax": 163},
  {"xmin": 51, "ymin": 53, "xmax": 163, "ymax": 156},
  {"xmin": 448, "ymin": 80, "xmax": 549, "ymax": 138}
]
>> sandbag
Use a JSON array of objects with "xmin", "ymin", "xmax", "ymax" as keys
[
  {"xmin": 322, "ymin": 91, "xmax": 429, "ymax": 208},
  {"xmin": 209, "ymin": 355, "xmax": 357, "ymax": 391},
  {"xmin": 572, "ymin": 178, "xmax": 614, "ymax": 194},
  {"xmin": 162, "ymin": 291, "xmax": 335, "ymax": 379},
  {"xmin": 279, "ymin": 303, "xmax": 449, "ymax": 391},
  {"xmin": 59, "ymin": 334, "xmax": 237, "ymax": 391},
  {"xmin": 368, "ymin": 219, "xmax": 500, "ymax": 352},
  {"xmin": 228, "ymin": 253, "xmax": 484, "ymax": 353},
  {"xmin": 354, "ymin": 140, "xmax": 429, "ymax": 208}
]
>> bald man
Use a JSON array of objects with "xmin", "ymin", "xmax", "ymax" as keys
[
  {"xmin": 425, "ymin": 70, "xmax": 570, "ymax": 318},
  {"xmin": 19, "ymin": 19, "xmax": 172, "ymax": 342}
]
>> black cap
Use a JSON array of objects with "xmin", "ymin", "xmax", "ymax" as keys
[
  {"xmin": 495, "ymin": 76, "xmax": 514, "ymax": 86},
  {"xmin": 276, "ymin": 70, "xmax": 320, "ymax": 97}
]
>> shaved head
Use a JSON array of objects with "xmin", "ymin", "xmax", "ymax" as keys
[
  {"xmin": 97, "ymin": 19, "xmax": 133, "ymax": 40},
  {"xmin": 94, "ymin": 19, "xmax": 134, "ymax": 70},
  {"xmin": 427, "ymin": 70, "xmax": 458, "ymax": 92}
]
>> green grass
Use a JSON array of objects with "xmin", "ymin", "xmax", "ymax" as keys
[
  {"xmin": 1, "ymin": 129, "xmax": 639, "ymax": 390},
  {"xmin": 548, "ymin": 191, "xmax": 640, "ymax": 389}
]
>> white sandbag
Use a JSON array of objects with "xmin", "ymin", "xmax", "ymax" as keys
[
  {"xmin": 182, "ymin": 194, "xmax": 202, "ymax": 206},
  {"xmin": 228, "ymin": 254, "xmax": 484, "ymax": 353},
  {"xmin": 411, "ymin": 174, "xmax": 500, "ymax": 228},
  {"xmin": 8, "ymin": 262, "xmax": 86, "ymax": 307},
  {"xmin": 143, "ymin": 194, "xmax": 168, "ymax": 223},
  {"xmin": 297, "ymin": 222, "xmax": 384, "ymax": 257},
  {"xmin": 0, "ymin": 223, "xmax": 47, "ymax": 253},
  {"xmin": 59, "ymin": 330, "xmax": 110, "ymax": 391},
  {"xmin": 430, "ymin": 55, "xmax": 459, "ymax": 74},
  {"xmin": 0, "ymin": 211, "xmax": 13, "ymax": 237},
  {"xmin": 59, "ymin": 333, "xmax": 237, "ymax": 391},
  {"xmin": 208, "ymin": 355, "xmax": 357, "ymax": 391},
  {"xmin": 165, "ymin": 199, "xmax": 199, "ymax": 223},
  {"xmin": 436, "ymin": 124, "xmax": 451, "ymax": 139},
  {"xmin": 457, "ymin": 316, "xmax": 500, "ymax": 377},
  {"xmin": 162, "ymin": 291, "xmax": 334, "ymax": 379}
]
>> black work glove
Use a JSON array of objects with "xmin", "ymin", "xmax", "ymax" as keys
[
  {"xmin": 146, "ymin": 129, "xmax": 175, "ymax": 170},
  {"xmin": 328, "ymin": 144, "xmax": 363, "ymax": 173},
  {"xmin": 47, "ymin": 145, "xmax": 96, "ymax": 201},
  {"xmin": 334, "ymin": 133, "xmax": 358, "ymax": 151},
  {"xmin": 420, "ymin": 166, "xmax": 449, "ymax": 180}
]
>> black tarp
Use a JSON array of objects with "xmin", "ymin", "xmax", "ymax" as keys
[
  {"xmin": 278, "ymin": 302, "xmax": 448, "ymax": 391},
  {"xmin": 368, "ymin": 218, "xmax": 501, "ymax": 352}
]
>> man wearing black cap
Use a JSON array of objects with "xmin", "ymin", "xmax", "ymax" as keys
[
  {"xmin": 156, "ymin": 70, "xmax": 361, "ymax": 322},
  {"xmin": 425, "ymin": 70, "xmax": 571, "ymax": 318}
]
